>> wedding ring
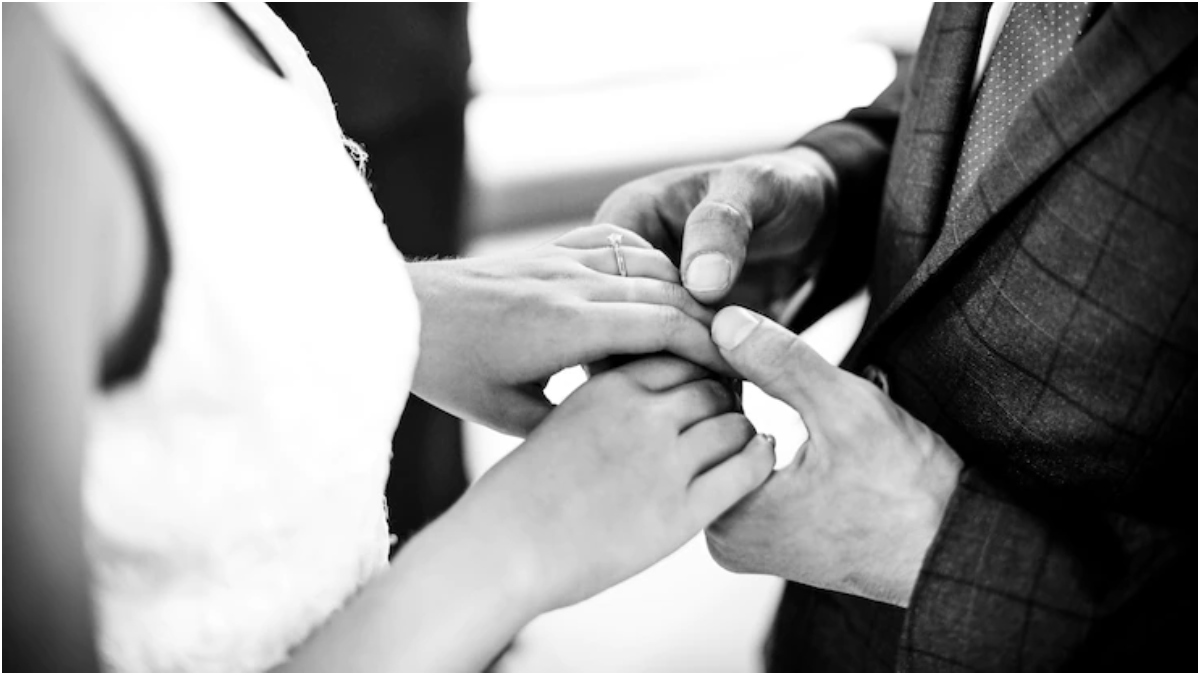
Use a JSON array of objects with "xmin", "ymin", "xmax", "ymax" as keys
[{"xmin": 607, "ymin": 233, "xmax": 628, "ymax": 277}]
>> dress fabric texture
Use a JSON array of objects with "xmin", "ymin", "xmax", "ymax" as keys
[{"xmin": 40, "ymin": 4, "xmax": 420, "ymax": 671}]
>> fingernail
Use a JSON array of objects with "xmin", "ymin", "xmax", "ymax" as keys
[
  {"xmin": 759, "ymin": 433, "xmax": 776, "ymax": 448},
  {"xmin": 686, "ymin": 253, "xmax": 731, "ymax": 292},
  {"xmin": 712, "ymin": 306, "xmax": 761, "ymax": 350}
]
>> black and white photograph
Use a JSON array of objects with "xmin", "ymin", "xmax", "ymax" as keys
[{"xmin": 3, "ymin": 2, "xmax": 1196, "ymax": 672}]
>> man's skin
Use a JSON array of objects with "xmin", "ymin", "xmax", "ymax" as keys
[
  {"xmin": 592, "ymin": 145, "xmax": 965, "ymax": 606},
  {"xmin": 596, "ymin": 6, "xmax": 1196, "ymax": 671}
]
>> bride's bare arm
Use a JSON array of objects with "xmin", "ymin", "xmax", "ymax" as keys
[
  {"xmin": 274, "ymin": 505, "xmax": 540, "ymax": 672},
  {"xmin": 278, "ymin": 356, "xmax": 775, "ymax": 671},
  {"xmin": 5, "ymin": 8, "xmax": 773, "ymax": 671}
]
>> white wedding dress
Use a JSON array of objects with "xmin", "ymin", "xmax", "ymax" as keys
[{"xmin": 40, "ymin": 4, "xmax": 420, "ymax": 671}]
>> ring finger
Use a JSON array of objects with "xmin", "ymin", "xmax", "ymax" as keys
[
  {"xmin": 555, "ymin": 223, "xmax": 655, "ymax": 250},
  {"xmin": 572, "ymin": 246, "xmax": 680, "ymax": 283}
]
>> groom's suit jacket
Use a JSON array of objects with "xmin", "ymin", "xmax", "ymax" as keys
[{"xmin": 774, "ymin": 4, "xmax": 1196, "ymax": 671}]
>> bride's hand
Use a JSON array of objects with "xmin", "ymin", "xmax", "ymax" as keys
[
  {"xmin": 429, "ymin": 356, "xmax": 776, "ymax": 615},
  {"xmin": 407, "ymin": 224, "xmax": 731, "ymax": 436}
]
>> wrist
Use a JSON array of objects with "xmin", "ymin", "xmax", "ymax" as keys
[
  {"xmin": 893, "ymin": 443, "xmax": 964, "ymax": 607},
  {"xmin": 404, "ymin": 258, "xmax": 454, "ymax": 329},
  {"xmin": 392, "ymin": 498, "xmax": 545, "ymax": 628},
  {"xmin": 405, "ymin": 259, "xmax": 461, "ymax": 401}
]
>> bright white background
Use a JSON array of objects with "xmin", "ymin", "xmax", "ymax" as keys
[{"xmin": 459, "ymin": 3, "xmax": 930, "ymax": 670}]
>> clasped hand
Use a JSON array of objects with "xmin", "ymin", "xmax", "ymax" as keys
[
  {"xmin": 407, "ymin": 224, "xmax": 732, "ymax": 437},
  {"xmin": 597, "ymin": 149, "xmax": 965, "ymax": 607},
  {"xmin": 405, "ymin": 224, "xmax": 775, "ymax": 618},
  {"xmin": 706, "ymin": 307, "xmax": 962, "ymax": 606}
]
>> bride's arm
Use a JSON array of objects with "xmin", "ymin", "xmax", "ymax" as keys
[
  {"xmin": 6, "ymin": 10, "xmax": 773, "ymax": 671},
  {"xmin": 278, "ymin": 355, "xmax": 775, "ymax": 671},
  {"xmin": 275, "ymin": 504, "xmax": 540, "ymax": 672}
]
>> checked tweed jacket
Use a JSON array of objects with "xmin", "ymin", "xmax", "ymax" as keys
[{"xmin": 771, "ymin": 3, "xmax": 1196, "ymax": 671}]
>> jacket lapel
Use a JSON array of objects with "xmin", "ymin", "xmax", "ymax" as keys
[
  {"xmin": 860, "ymin": 2, "xmax": 987, "ymax": 329},
  {"xmin": 859, "ymin": 3, "xmax": 1197, "ymax": 354}
]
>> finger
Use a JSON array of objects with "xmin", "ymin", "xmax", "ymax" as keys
[
  {"xmin": 582, "ymin": 355, "xmax": 632, "ymax": 379},
  {"xmin": 677, "ymin": 412, "xmax": 757, "ymax": 474},
  {"xmin": 555, "ymin": 223, "xmax": 655, "ymax": 250},
  {"xmin": 581, "ymin": 303, "xmax": 735, "ymax": 378},
  {"xmin": 679, "ymin": 163, "xmax": 779, "ymax": 304},
  {"xmin": 592, "ymin": 168, "xmax": 714, "ymax": 254},
  {"xmin": 710, "ymin": 305, "xmax": 840, "ymax": 415},
  {"xmin": 687, "ymin": 433, "xmax": 776, "ymax": 524},
  {"xmin": 587, "ymin": 276, "xmax": 713, "ymax": 326},
  {"xmin": 571, "ymin": 246, "xmax": 680, "ymax": 283},
  {"xmin": 615, "ymin": 355, "xmax": 711, "ymax": 391},
  {"xmin": 656, "ymin": 378, "xmax": 737, "ymax": 430}
]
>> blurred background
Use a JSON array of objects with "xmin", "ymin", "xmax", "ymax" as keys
[{"xmin": 276, "ymin": 2, "xmax": 932, "ymax": 670}]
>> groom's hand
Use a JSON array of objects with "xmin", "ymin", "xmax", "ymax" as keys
[
  {"xmin": 704, "ymin": 307, "xmax": 963, "ymax": 607},
  {"xmin": 593, "ymin": 147, "xmax": 838, "ymax": 310}
]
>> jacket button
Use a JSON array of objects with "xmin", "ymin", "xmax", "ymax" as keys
[{"xmin": 862, "ymin": 364, "xmax": 890, "ymax": 396}]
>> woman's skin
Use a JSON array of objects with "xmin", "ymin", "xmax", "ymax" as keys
[
  {"xmin": 408, "ymin": 224, "xmax": 735, "ymax": 436},
  {"xmin": 3, "ymin": 7, "xmax": 772, "ymax": 670},
  {"xmin": 281, "ymin": 358, "xmax": 774, "ymax": 671}
]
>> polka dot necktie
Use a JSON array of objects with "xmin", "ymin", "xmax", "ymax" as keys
[{"xmin": 946, "ymin": 3, "xmax": 1092, "ymax": 218}]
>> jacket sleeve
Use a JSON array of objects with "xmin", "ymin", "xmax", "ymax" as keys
[
  {"xmin": 898, "ymin": 451, "xmax": 1195, "ymax": 671},
  {"xmin": 783, "ymin": 58, "xmax": 910, "ymax": 334}
]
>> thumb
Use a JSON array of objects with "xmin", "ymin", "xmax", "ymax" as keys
[
  {"xmin": 710, "ymin": 306, "xmax": 838, "ymax": 415},
  {"xmin": 679, "ymin": 164, "xmax": 778, "ymax": 304}
]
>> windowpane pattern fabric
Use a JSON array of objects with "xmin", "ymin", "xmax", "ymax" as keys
[{"xmin": 775, "ymin": 3, "xmax": 1197, "ymax": 671}]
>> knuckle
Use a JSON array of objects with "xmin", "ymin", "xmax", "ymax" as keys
[
  {"xmin": 703, "ymin": 412, "xmax": 751, "ymax": 441},
  {"xmin": 731, "ymin": 455, "xmax": 766, "ymax": 491},
  {"xmin": 695, "ymin": 379, "xmax": 733, "ymax": 410},
  {"xmin": 754, "ymin": 337, "xmax": 803, "ymax": 385},
  {"xmin": 704, "ymin": 532, "xmax": 735, "ymax": 570},
  {"xmin": 748, "ymin": 444, "xmax": 776, "ymax": 481},
  {"xmin": 850, "ymin": 371, "xmax": 886, "ymax": 400},
  {"xmin": 781, "ymin": 336, "xmax": 814, "ymax": 366},
  {"xmin": 593, "ymin": 372, "xmax": 644, "ymax": 411},
  {"xmin": 842, "ymin": 378, "xmax": 893, "ymax": 426},
  {"xmin": 694, "ymin": 198, "xmax": 749, "ymax": 231},
  {"xmin": 601, "ymin": 183, "xmax": 658, "ymax": 216},
  {"xmin": 654, "ymin": 305, "xmax": 686, "ymax": 338},
  {"xmin": 530, "ymin": 256, "xmax": 580, "ymax": 282},
  {"xmin": 547, "ymin": 296, "xmax": 584, "ymax": 326},
  {"xmin": 726, "ymin": 414, "xmax": 758, "ymax": 445},
  {"xmin": 655, "ymin": 279, "xmax": 689, "ymax": 308},
  {"xmin": 598, "ymin": 184, "xmax": 635, "ymax": 211},
  {"xmin": 704, "ymin": 527, "xmax": 751, "ymax": 573},
  {"xmin": 731, "ymin": 158, "xmax": 777, "ymax": 185}
]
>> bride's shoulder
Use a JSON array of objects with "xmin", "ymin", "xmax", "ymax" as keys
[
  {"xmin": 4, "ymin": 4, "xmax": 150, "ymax": 367},
  {"xmin": 3, "ymin": 8, "xmax": 147, "ymax": 670}
]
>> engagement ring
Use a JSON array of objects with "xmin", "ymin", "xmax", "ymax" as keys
[{"xmin": 607, "ymin": 233, "xmax": 628, "ymax": 277}]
